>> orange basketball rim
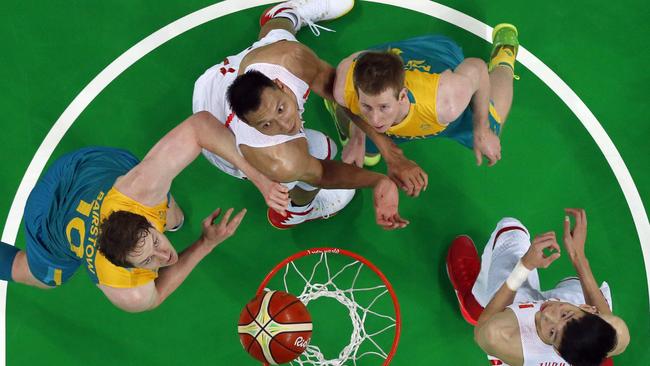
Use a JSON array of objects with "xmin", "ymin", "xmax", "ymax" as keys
[{"xmin": 257, "ymin": 247, "xmax": 402, "ymax": 365}]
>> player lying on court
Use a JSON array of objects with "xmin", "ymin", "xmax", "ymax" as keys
[
  {"xmin": 193, "ymin": 0, "xmax": 407, "ymax": 230},
  {"xmin": 325, "ymin": 24, "xmax": 519, "ymax": 197},
  {"xmin": 447, "ymin": 209, "xmax": 629, "ymax": 366},
  {"xmin": 0, "ymin": 112, "xmax": 287, "ymax": 312}
]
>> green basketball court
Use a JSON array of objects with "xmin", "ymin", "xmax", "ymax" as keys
[{"xmin": 1, "ymin": 1, "xmax": 648, "ymax": 364}]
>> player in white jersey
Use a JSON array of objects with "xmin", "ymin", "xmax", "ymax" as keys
[
  {"xmin": 193, "ymin": 0, "xmax": 407, "ymax": 230},
  {"xmin": 446, "ymin": 209, "xmax": 629, "ymax": 366}
]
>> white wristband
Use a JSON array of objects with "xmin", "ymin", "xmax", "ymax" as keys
[{"xmin": 506, "ymin": 260, "xmax": 531, "ymax": 291}]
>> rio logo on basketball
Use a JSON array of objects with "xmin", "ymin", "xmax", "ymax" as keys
[{"xmin": 238, "ymin": 290, "xmax": 312, "ymax": 365}]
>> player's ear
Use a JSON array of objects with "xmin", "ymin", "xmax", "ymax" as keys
[
  {"xmin": 273, "ymin": 78, "xmax": 286, "ymax": 90},
  {"xmin": 398, "ymin": 87, "xmax": 408, "ymax": 102}
]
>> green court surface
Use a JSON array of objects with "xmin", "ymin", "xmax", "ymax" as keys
[{"xmin": 1, "ymin": 1, "xmax": 648, "ymax": 365}]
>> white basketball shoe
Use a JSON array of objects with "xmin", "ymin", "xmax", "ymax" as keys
[
  {"xmin": 260, "ymin": 0, "xmax": 355, "ymax": 35},
  {"xmin": 267, "ymin": 188, "xmax": 355, "ymax": 229}
]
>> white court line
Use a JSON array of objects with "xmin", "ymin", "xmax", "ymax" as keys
[
  {"xmin": 1, "ymin": 0, "xmax": 648, "ymax": 364},
  {"xmin": 365, "ymin": 0, "xmax": 650, "ymax": 298}
]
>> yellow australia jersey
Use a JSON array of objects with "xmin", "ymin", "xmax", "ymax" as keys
[
  {"xmin": 343, "ymin": 57, "xmax": 448, "ymax": 139},
  {"xmin": 91, "ymin": 187, "xmax": 168, "ymax": 288}
]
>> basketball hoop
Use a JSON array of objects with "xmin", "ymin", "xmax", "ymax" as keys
[{"xmin": 257, "ymin": 248, "xmax": 401, "ymax": 365}]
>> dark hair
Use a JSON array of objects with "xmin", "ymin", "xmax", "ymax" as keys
[
  {"xmin": 353, "ymin": 51, "xmax": 405, "ymax": 98},
  {"xmin": 226, "ymin": 70, "xmax": 277, "ymax": 123},
  {"xmin": 98, "ymin": 211, "xmax": 153, "ymax": 267},
  {"xmin": 558, "ymin": 312, "xmax": 617, "ymax": 366}
]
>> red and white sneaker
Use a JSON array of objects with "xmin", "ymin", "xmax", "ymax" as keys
[
  {"xmin": 267, "ymin": 188, "xmax": 355, "ymax": 229},
  {"xmin": 260, "ymin": 0, "xmax": 355, "ymax": 36},
  {"xmin": 446, "ymin": 235, "xmax": 484, "ymax": 326}
]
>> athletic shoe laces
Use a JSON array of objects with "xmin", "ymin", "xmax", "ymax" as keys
[
  {"xmin": 293, "ymin": 0, "xmax": 336, "ymax": 36},
  {"xmin": 303, "ymin": 19, "xmax": 334, "ymax": 36}
]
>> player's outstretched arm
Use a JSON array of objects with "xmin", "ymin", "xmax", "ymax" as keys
[
  {"xmin": 440, "ymin": 58, "xmax": 499, "ymax": 166},
  {"xmin": 562, "ymin": 208, "xmax": 630, "ymax": 356},
  {"xmin": 332, "ymin": 55, "xmax": 428, "ymax": 197},
  {"xmin": 115, "ymin": 112, "xmax": 289, "ymax": 214},
  {"xmin": 244, "ymin": 140, "xmax": 408, "ymax": 230},
  {"xmin": 474, "ymin": 232, "xmax": 561, "ymax": 364},
  {"xmin": 562, "ymin": 208, "xmax": 612, "ymax": 314},
  {"xmin": 98, "ymin": 208, "xmax": 246, "ymax": 312}
]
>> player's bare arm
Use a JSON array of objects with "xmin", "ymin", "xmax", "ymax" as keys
[
  {"xmin": 474, "ymin": 232, "xmax": 561, "ymax": 363},
  {"xmin": 333, "ymin": 53, "xmax": 429, "ymax": 197},
  {"xmin": 114, "ymin": 112, "xmax": 289, "ymax": 213},
  {"xmin": 240, "ymin": 139, "xmax": 408, "ymax": 230},
  {"xmin": 439, "ymin": 58, "xmax": 499, "ymax": 166},
  {"xmin": 99, "ymin": 207, "xmax": 246, "ymax": 312},
  {"xmin": 562, "ymin": 208, "xmax": 630, "ymax": 356}
]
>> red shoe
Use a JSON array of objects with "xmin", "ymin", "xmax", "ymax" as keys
[
  {"xmin": 267, "ymin": 207, "xmax": 314, "ymax": 229},
  {"xmin": 260, "ymin": 3, "xmax": 296, "ymax": 28},
  {"xmin": 446, "ymin": 235, "xmax": 484, "ymax": 326}
]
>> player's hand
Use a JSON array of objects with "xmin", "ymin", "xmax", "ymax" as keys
[
  {"xmin": 386, "ymin": 153, "xmax": 428, "ymax": 197},
  {"xmin": 251, "ymin": 175, "xmax": 290, "ymax": 216},
  {"xmin": 563, "ymin": 208, "xmax": 588, "ymax": 263},
  {"xmin": 473, "ymin": 129, "xmax": 501, "ymax": 167},
  {"xmin": 373, "ymin": 177, "xmax": 409, "ymax": 230},
  {"xmin": 200, "ymin": 208, "xmax": 247, "ymax": 249},
  {"xmin": 342, "ymin": 135, "xmax": 366, "ymax": 168},
  {"xmin": 521, "ymin": 232, "xmax": 561, "ymax": 269}
]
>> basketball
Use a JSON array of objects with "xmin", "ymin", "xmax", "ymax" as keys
[{"xmin": 238, "ymin": 290, "xmax": 313, "ymax": 365}]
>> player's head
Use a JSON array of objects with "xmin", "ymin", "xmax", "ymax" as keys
[
  {"xmin": 98, "ymin": 211, "xmax": 178, "ymax": 270},
  {"xmin": 536, "ymin": 301, "xmax": 625, "ymax": 366},
  {"xmin": 353, "ymin": 51, "xmax": 408, "ymax": 132},
  {"xmin": 227, "ymin": 70, "xmax": 302, "ymax": 136}
]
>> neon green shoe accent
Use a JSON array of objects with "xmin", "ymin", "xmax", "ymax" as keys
[
  {"xmin": 364, "ymin": 153, "xmax": 381, "ymax": 167},
  {"xmin": 323, "ymin": 99, "xmax": 349, "ymax": 146},
  {"xmin": 489, "ymin": 23, "xmax": 519, "ymax": 79},
  {"xmin": 491, "ymin": 23, "xmax": 519, "ymax": 56}
]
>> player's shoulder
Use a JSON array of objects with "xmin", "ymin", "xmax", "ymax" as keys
[
  {"xmin": 475, "ymin": 309, "xmax": 520, "ymax": 353},
  {"xmin": 474, "ymin": 309, "xmax": 524, "ymax": 366},
  {"xmin": 333, "ymin": 51, "xmax": 364, "ymax": 106}
]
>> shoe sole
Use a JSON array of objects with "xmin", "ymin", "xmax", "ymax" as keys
[
  {"xmin": 267, "ymin": 209, "xmax": 340, "ymax": 229},
  {"xmin": 326, "ymin": 1, "xmax": 355, "ymax": 23},
  {"xmin": 492, "ymin": 23, "xmax": 518, "ymax": 40},
  {"xmin": 446, "ymin": 234, "xmax": 479, "ymax": 326}
]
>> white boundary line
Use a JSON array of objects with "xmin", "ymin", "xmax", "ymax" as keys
[{"xmin": 1, "ymin": 0, "xmax": 648, "ymax": 364}]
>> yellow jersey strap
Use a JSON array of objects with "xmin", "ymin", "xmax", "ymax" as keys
[
  {"xmin": 95, "ymin": 253, "xmax": 158, "ymax": 288},
  {"xmin": 101, "ymin": 187, "xmax": 167, "ymax": 232},
  {"xmin": 386, "ymin": 69, "xmax": 446, "ymax": 138},
  {"xmin": 343, "ymin": 59, "xmax": 362, "ymax": 116},
  {"xmin": 91, "ymin": 187, "xmax": 167, "ymax": 288}
]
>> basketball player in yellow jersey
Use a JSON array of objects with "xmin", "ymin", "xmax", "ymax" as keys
[
  {"xmin": 328, "ymin": 25, "xmax": 519, "ymax": 197},
  {"xmin": 3, "ymin": 112, "xmax": 289, "ymax": 312}
]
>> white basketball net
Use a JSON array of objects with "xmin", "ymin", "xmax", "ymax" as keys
[{"xmin": 266, "ymin": 251, "xmax": 397, "ymax": 365}]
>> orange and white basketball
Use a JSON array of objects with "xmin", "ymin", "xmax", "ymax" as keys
[{"xmin": 238, "ymin": 291, "xmax": 312, "ymax": 365}]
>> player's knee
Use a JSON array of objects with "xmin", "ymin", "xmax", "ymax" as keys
[{"xmin": 495, "ymin": 217, "xmax": 529, "ymax": 238}]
